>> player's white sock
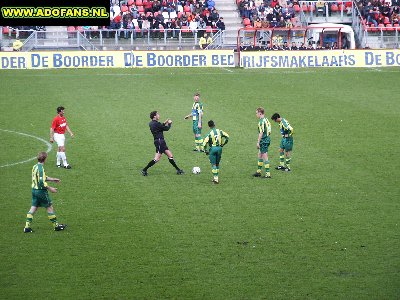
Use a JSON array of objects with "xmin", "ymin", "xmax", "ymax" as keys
[
  {"xmin": 56, "ymin": 152, "xmax": 61, "ymax": 166},
  {"xmin": 60, "ymin": 152, "xmax": 68, "ymax": 166}
]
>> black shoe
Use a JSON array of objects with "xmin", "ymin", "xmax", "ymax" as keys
[
  {"xmin": 24, "ymin": 227, "xmax": 33, "ymax": 233},
  {"xmin": 212, "ymin": 179, "xmax": 219, "ymax": 184},
  {"xmin": 177, "ymin": 169, "xmax": 185, "ymax": 175},
  {"xmin": 57, "ymin": 164, "xmax": 61, "ymax": 168},
  {"xmin": 275, "ymin": 165, "xmax": 285, "ymax": 170},
  {"xmin": 54, "ymin": 224, "xmax": 67, "ymax": 231},
  {"xmin": 284, "ymin": 167, "xmax": 291, "ymax": 172},
  {"xmin": 141, "ymin": 169, "xmax": 148, "ymax": 176},
  {"xmin": 252, "ymin": 172, "xmax": 261, "ymax": 177},
  {"xmin": 64, "ymin": 165, "xmax": 72, "ymax": 169}
]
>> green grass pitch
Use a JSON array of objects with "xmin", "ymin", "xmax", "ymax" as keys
[{"xmin": 0, "ymin": 67, "xmax": 399, "ymax": 299}]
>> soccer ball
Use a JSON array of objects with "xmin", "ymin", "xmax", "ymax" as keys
[{"xmin": 192, "ymin": 167, "xmax": 201, "ymax": 174}]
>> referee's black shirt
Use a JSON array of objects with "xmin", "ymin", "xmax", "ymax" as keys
[{"xmin": 149, "ymin": 120, "xmax": 171, "ymax": 140}]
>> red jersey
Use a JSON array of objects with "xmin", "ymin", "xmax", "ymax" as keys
[{"xmin": 51, "ymin": 115, "xmax": 68, "ymax": 134}]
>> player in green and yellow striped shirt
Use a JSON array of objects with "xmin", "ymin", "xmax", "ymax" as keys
[
  {"xmin": 253, "ymin": 107, "xmax": 272, "ymax": 178},
  {"xmin": 184, "ymin": 92, "xmax": 204, "ymax": 152},
  {"xmin": 272, "ymin": 113, "xmax": 294, "ymax": 172},
  {"xmin": 23, "ymin": 152, "xmax": 66, "ymax": 233},
  {"xmin": 202, "ymin": 120, "xmax": 229, "ymax": 184}
]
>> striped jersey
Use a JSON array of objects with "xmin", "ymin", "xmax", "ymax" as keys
[
  {"xmin": 279, "ymin": 118, "xmax": 294, "ymax": 137},
  {"xmin": 203, "ymin": 128, "xmax": 229, "ymax": 148},
  {"xmin": 32, "ymin": 163, "xmax": 48, "ymax": 190},
  {"xmin": 191, "ymin": 102, "xmax": 203, "ymax": 121},
  {"xmin": 258, "ymin": 117, "xmax": 271, "ymax": 141}
]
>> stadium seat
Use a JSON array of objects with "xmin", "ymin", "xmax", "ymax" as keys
[
  {"xmin": 331, "ymin": 4, "xmax": 338, "ymax": 12},
  {"xmin": 184, "ymin": 5, "xmax": 191, "ymax": 12},
  {"xmin": 383, "ymin": 17, "xmax": 390, "ymax": 25},
  {"xmin": 243, "ymin": 18, "xmax": 251, "ymax": 26},
  {"xmin": 309, "ymin": 4, "xmax": 315, "ymax": 12},
  {"xmin": 386, "ymin": 24, "xmax": 394, "ymax": 31},
  {"xmin": 206, "ymin": 26, "xmax": 213, "ymax": 33},
  {"xmin": 294, "ymin": 4, "xmax": 300, "ymax": 12},
  {"xmin": 181, "ymin": 26, "xmax": 190, "ymax": 33},
  {"xmin": 378, "ymin": 23, "xmax": 386, "ymax": 31},
  {"xmin": 301, "ymin": 4, "xmax": 308, "ymax": 12},
  {"xmin": 138, "ymin": 6, "xmax": 144, "ymax": 13},
  {"xmin": 136, "ymin": 0, "xmax": 143, "ymax": 5},
  {"xmin": 121, "ymin": 5, "xmax": 128, "ymax": 12},
  {"xmin": 2, "ymin": 26, "xmax": 10, "ymax": 34},
  {"xmin": 67, "ymin": 26, "xmax": 75, "ymax": 32},
  {"xmin": 128, "ymin": 0, "xmax": 135, "ymax": 5},
  {"xmin": 76, "ymin": 26, "xmax": 84, "ymax": 33}
]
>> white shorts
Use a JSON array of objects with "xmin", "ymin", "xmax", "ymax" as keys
[{"xmin": 53, "ymin": 133, "xmax": 65, "ymax": 147}]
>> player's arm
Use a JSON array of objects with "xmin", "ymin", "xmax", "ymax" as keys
[
  {"xmin": 50, "ymin": 127, "xmax": 55, "ymax": 143},
  {"xmin": 257, "ymin": 124, "xmax": 263, "ymax": 148},
  {"xmin": 198, "ymin": 110, "xmax": 202, "ymax": 128},
  {"xmin": 184, "ymin": 114, "xmax": 192, "ymax": 120},
  {"xmin": 159, "ymin": 121, "xmax": 171, "ymax": 131},
  {"xmin": 66, "ymin": 125, "xmax": 74, "ymax": 138},
  {"xmin": 221, "ymin": 131, "xmax": 229, "ymax": 147},
  {"xmin": 202, "ymin": 135, "xmax": 210, "ymax": 153},
  {"xmin": 46, "ymin": 177, "xmax": 61, "ymax": 183}
]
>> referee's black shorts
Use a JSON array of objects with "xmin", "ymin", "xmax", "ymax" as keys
[{"xmin": 154, "ymin": 138, "xmax": 169, "ymax": 153}]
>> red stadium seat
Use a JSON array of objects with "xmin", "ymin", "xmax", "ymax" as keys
[
  {"xmin": 137, "ymin": 5, "xmax": 144, "ymax": 13},
  {"xmin": 136, "ymin": 0, "xmax": 143, "ymax": 5},
  {"xmin": 76, "ymin": 26, "xmax": 84, "ymax": 33},
  {"xmin": 181, "ymin": 26, "xmax": 190, "ymax": 33},
  {"xmin": 121, "ymin": 5, "xmax": 128, "ymax": 13},
  {"xmin": 331, "ymin": 4, "xmax": 338, "ymax": 12},
  {"xmin": 183, "ymin": 5, "xmax": 191, "ymax": 12},
  {"xmin": 309, "ymin": 4, "xmax": 315, "ymax": 12},
  {"xmin": 128, "ymin": 0, "xmax": 135, "ymax": 5},
  {"xmin": 206, "ymin": 26, "xmax": 213, "ymax": 33},
  {"xmin": 383, "ymin": 17, "xmax": 390, "ymax": 24},
  {"xmin": 67, "ymin": 26, "xmax": 75, "ymax": 32},
  {"xmin": 2, "ymin": 26, "xmax": 10, "ymax": 34},
  {"xmin": 301, "ymin": 4, "xmax": 308, "ymax": 12},
  {"xmin": 243, "ymin": 18, "xmax": 251, "ymax": 26},
  {"xmin": 294, "ymin": 4, "xmax": 300, "ymax": 12},
  {"xmin": 386, "ymin": 24, "xmax": 394, "ymax": 31}
]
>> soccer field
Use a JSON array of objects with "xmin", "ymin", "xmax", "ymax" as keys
[{"xmin": 0, "ymin": 67, "xmax": 399, "ymax": 299}]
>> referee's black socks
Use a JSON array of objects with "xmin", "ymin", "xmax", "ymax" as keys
[
  {"xmin": 143, "ymin": 159, "xmax": 157, "ymax": 171},
  {"xmin": 168, "ymin": 157, "xmax": 180, "ymax": 170}
]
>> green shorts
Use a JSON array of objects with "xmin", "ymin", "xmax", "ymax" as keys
[
  {"xmin": 31, "ymin": 189, "xmax": 52, "ymax": 208},
  {"xmin": 260, "ymin": 137, "xmax": 271, "ymax": 154},
  {"xmin": 208, "ymin": 146, "xmax": 222, "ymax": 165},
  {"xmin": 192, "ymin": 121, "xmax": 202, "ymax": 135},
  {"xmin": 280, "ymin": 137, "xmax": 293, "ymax": 152}
]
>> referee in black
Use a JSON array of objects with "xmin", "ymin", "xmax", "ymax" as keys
[{"xmin": 141, "ymin": 111, "xmax": 184, "ymax": 176}]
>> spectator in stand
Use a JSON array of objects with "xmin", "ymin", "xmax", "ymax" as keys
[
  {"xmin": 392, "ymin": 11, "xmax": 400, "ymax": 25},
  {"xmin": 210, "ymin": 8, "xmax": 219, "ymax": 22},
  {"xmin": 254, "ymin": 17, "xmax": 263, "ymax": 28},
  {"xmin": 166, "ymin": 19, "xmax": 177, "ymax": 38},
  {"xmin": 291, "ymin": 41, "xmax": 298, "ymax": 50},
  {"xmin": 278, "ymin": 16, "xmax": 286, "ymax": 27},
  {"xmin": 299, "ymin": 42, "xmax": 307, "ymax": 49},
  {"xmin": 189, "ymin": 17, "xmax": 199, "ymax": 36},
  {"xmin": 367, "ymin": 8, "xmax": 378, "ymax": 27},
  {"xmin": 216, "ymin": 17, "xmax": 226, "ymax": 31},
  {"xmin": 13, "ymin": 39, "xmax": 23, "ymax": 51},
  {"xmin": 282, "ymin": 41, "xmax": 290, "ymax": 50},
  {"xmin": 207, "ymin": 0, "xmax": 216, "ymax": 10}
]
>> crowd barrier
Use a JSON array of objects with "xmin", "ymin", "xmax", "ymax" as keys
[{"xmin": 0, "ymin": 49, "xmax": 399, "ymax": 69}]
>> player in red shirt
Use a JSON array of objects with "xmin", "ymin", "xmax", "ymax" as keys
[{"xmin": 50, "ymin": 106, "xmax": 74, "ymax": 169}]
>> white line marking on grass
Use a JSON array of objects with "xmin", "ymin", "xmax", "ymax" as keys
[
  {"xmin": 0, "ymin": 129, "xmax": 52, "ymax": 168},
  {"xmin": 222, "ymin": 68, "xmax": 234, "ymax": 73}
]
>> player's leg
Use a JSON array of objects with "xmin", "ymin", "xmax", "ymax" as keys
[
  {"xmin": 47, "ymin": 205, "xmax": 66, "ymax": 231},
  {"xmin": 142, "ymin": 152, "xmax": 161, "ymax": 175},
  {"xmin": 284, "ymin": 138, "xmax": 293, "ymax": 171},
  {"xmin": 55, "ymin": 134, "xmax": 70, "ymax": 169},
  {"xmin": 195, "ymin": 133, "xmax": 204, "ymax": 152},
  {"xmin": 165, "ymin": 149, "xmax": 184, "ymax": 174},
  {"xmin": 209, "ymin": 148, "xmax": 219, "ymax": 183},
  {"xmin": 253, "ymin": 151, "xmax": 264, "ymax": 177},
  {"xmin": 276, "ymin": 138, "xmax": 286, "ymax": 170},
  {"xmin": 24, "ymin": 206, "xmax": 37, "ymax": 233},
  {"xmin": 213, "ymin": 148, "xmax": 222, "ymax": 183},
  {"xmin": 263, "ymin": 152, "xmax": 271, "ymax": 178}
]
